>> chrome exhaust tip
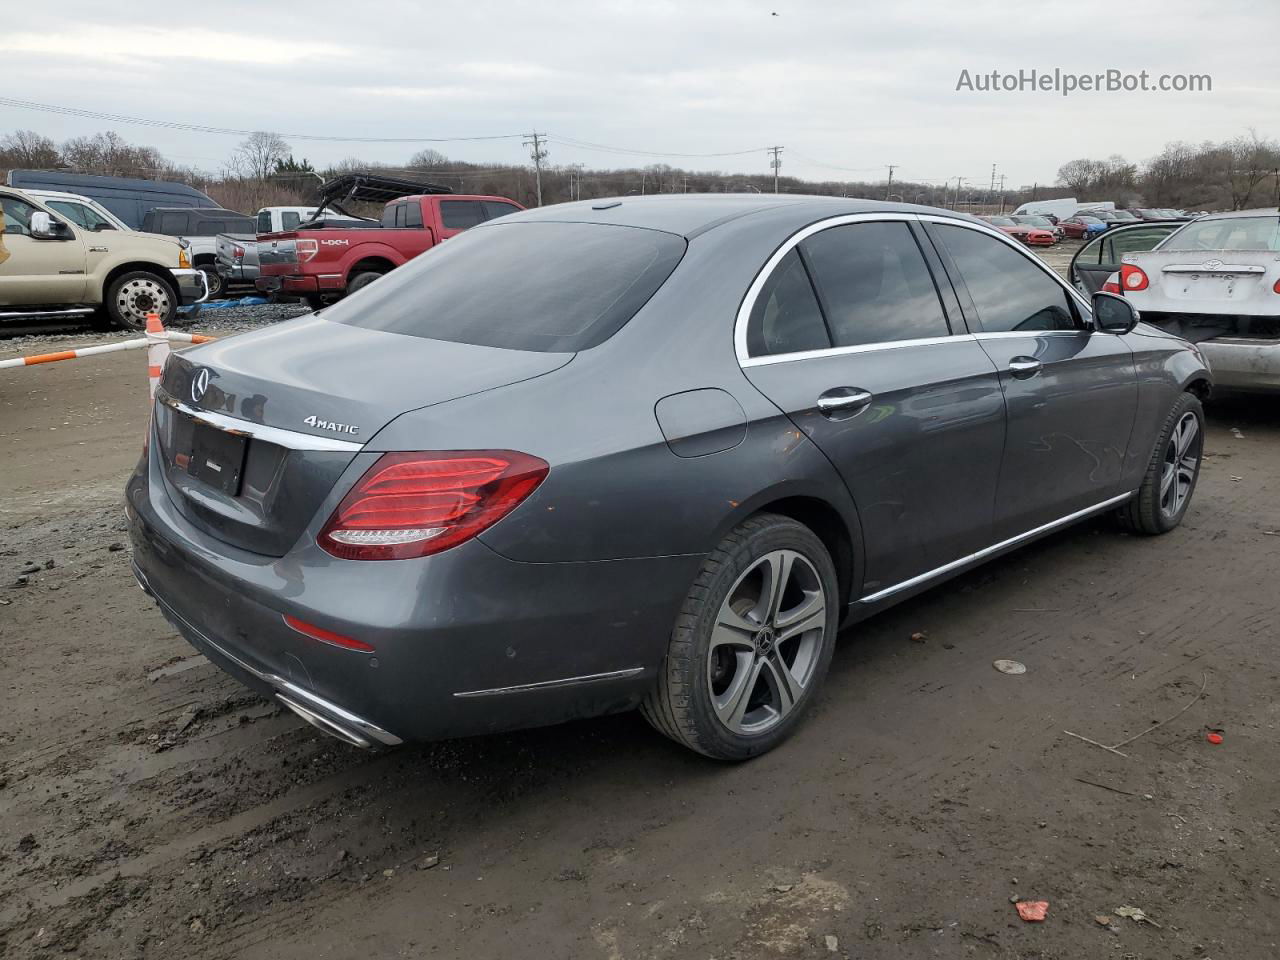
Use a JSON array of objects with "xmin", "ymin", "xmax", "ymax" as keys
[{"xmin": 277, "ymin": 694, "xmax": 372, "ymax": 749}]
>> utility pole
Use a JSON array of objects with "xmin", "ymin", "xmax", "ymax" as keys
[
  {"xmin": 682, "ymin": 174, "xmax": 688, "ymax": 193},
  {"xmin": 988, "ymin": 163, "xmax": 997, "ymax": 208},
  {"xmin": 768, "ymin": 146, "xmax": 784, "ymax": 194},
  {"xmin": 884, "ymin": 165, "xmax": 897, "ymax": 201},
  {"xmin": 523, "ymin": 131, "xmax": 549, "ymax": 206},
  {"xmin": 998, "ymin": 174, "xmax": 1007, "ymax": 214}
]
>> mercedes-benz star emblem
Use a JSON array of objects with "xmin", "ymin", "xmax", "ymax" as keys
[{"xmin": 191, "ymin": 368, "xmax": 211, "ymax": 404}]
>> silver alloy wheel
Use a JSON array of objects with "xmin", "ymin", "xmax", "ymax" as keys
[
  {"xmin": 116, "ymin": 277, "xmax": 172, "ymax": 326},
  {"xmin": 1160, "ymin": 411, "xmax": 1201, "ymax": 518},
  {"xmin": 707, "ymin": 550, "xmax": 826, "ymax": 736}
]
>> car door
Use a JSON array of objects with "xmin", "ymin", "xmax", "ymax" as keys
[
  {"xmin": 1071, "ymin": 224, "xmax": 1180, "ymax": 294},
  {"xmin": 739, "ymin": 216, "xmax": 1007, "ymax": 597},
  {"xmin": 0, "ymin": 194, "xmax": 87, "ymax": 304},
  {"xmin": 924, "ymin": 218, "xmax": 1138, "ymax": 541}
]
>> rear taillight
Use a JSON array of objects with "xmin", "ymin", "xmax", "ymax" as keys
[
  {"xmin": 1121, "ymin": 264, "xmax": 1150, "ymax": 291},
  {"xmin": 1273, "ymin": 278, "xmax": 1280, "ymax": 294},
  {"xmin": 232, "ymin": 244, "xmax": 245, "ymax": 259},
  {"xmin": 1101, "ymin": 273, "xmax": 1123, "ymax": 294},
  {"xmin": 296, "ymin": 239, "xmax": 319, "ymax": 263},
  {"xmin": 318, "ymin": 451, "xmax": 549, "ymax": 560}
]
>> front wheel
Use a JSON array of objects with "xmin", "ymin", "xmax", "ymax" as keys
[
  {"xmin": 1118, "ymin": 392, "xmax": 1204, "ymax": 534},
  {"xmin": 105, "ymin": 271, "xmax": 177, "ymax": 330},
  {"xmin": 641, "ymin": 514, "xmax": 839, "ymax": 760}
]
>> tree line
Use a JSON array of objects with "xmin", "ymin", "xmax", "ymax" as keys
[{"xmin": 3, "ymin": 126, "xmax": 1278, "ymax": 216}]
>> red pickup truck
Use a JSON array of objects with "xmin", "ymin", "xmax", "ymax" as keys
[{"xmin": 256, "ymin": 175, "xmax": 523, "ymax": 306}]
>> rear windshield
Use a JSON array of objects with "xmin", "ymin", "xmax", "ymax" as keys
[
  {"xmin": 326, "ymin": 221, "xmax": 686, "ymax": 352},
  {"xmin": 1161, "ymin": 216, "xmax": 1280, "ymax": 252}
]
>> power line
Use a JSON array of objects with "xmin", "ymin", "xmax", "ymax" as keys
[
  {"xmin": 0, "ymin": 96, "xmax": 525, "ymax": 144},
  {"xmin": 548, "ymin": 135, "xmax": 768, "ymax": 159}
]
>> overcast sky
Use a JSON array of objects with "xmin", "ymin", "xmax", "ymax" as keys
[{"xmin": 1, "ymin": 0, "xmax": 1274, "ymax": 190}]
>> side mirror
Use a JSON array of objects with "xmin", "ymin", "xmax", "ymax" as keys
[
  {"xmin": 30, "ymin": 212, "xmax": 73, "ymax": 241},
  {"xmin": 92, "ymin": 222, "xmax": 116, "ymax": 231},
  {"xmin": 1092, "ymin": 291, "xmax": 1140, "ymax": 334}
]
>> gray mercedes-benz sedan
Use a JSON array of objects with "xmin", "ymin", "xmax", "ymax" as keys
[{"xmin": 127, "ymin": 195, "xmax": 1211, "ymax": 760}]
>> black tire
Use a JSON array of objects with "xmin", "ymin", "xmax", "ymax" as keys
[
  {"xmin": 1117, "ymin": 391, "xmax": 1204, "ymax": 535},
  {"xmin": 199, "ymin": 265, "xmax": 226, "ymax": 299},
  {"xmin": 104, "ymin": 270, "xmax": 177, "ymax": 331},
  {"xmin": 346, "ymin": 271, "xmax": 384, "ymax": 296},
  {"xmin": 302, "ymin": 293, "xmax": 327, "ymax": 312},
  {"xmin": 641, "ymin": 514, "xmax": 839, "ymax": 760}
]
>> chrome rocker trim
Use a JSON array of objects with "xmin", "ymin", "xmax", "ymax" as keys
[{"xmin": 858, "ymin": 491, "xmax": 1136, "ymax": 604}]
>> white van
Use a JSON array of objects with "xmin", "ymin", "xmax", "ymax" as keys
[{"xmin": 1012, "ymin": 198, "xmax": 1080, "ymax": 221}]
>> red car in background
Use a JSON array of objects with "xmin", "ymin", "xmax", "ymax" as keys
[{"xmin": 981, "ymin": 215, "xmax": 1056, "ymax": 246}]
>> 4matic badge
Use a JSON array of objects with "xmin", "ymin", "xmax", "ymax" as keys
[{"xmin": 303, "ymin": 415, "xmax": 360, "ymax": 435}]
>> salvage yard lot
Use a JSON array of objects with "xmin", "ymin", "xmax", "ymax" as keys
[{"xmin": 2, "ymin": 244, "xmax": 1279, "ymax": 959}]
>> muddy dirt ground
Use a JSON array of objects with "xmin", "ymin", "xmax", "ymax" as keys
[{"xmin": 2, "ymin": 249, "xmax": 1279, "ymax": 959}]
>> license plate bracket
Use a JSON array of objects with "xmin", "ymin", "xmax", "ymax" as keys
[{"xmin": 187, "ymin": 423, "xmax": 248, "ymax": 496}]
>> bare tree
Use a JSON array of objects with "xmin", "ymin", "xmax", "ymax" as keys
[
  {"xmin": 1224, "ymin": 130, "xmax": 1280, "ymax": 209},
  {"xmin": 233, "ymin": 131, "xmax": 291, "ymax": 182},
  {"xmin": 1056, "ymin": 159, "xmax": 1101, "ymax": 195},
  {"xmin": 407, "ymin": 148, "xmax": 448, "ymax": 170},
  {"xmin": 60, "ymin": 131, "xmax": 164, "ymax": 177},
  {"xmin": 0, "ymin": 129, "xmax": 61, "ymax": 168}
]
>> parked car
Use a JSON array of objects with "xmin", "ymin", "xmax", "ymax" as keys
[
  {"xmin": 1068, "ymin": 221, "xmax": 1186, "ymax": 294},
  {"xmin": 1059, "ymin": 215, "xmax": 1108, "ymax": 239},
  {"xmin": 1120, "ymin": 209, "xmax": 1280, "ymax": 391},
  {"xmin": 256, "ymin": 174, "xmax": 523, "ymax": 307},
  {"xmin": 218, "ymin": 208, "xmax": 372, "ymax": 291},
  {"xmin": 0, "ymin": 186, "xmax": 207, "ymax": 328},
  {"xmin": 6, "ymin": 169, "xmax": 219, "ymax": 229},
  {"xmin": 980, "ymin": 215, "xmax": 1055, "ymax": 246},
  {"xmin": 1011, "ymin": 214, "xmax": 1065, "ymax": 240},
  {"xmin": 128, "ymin": 196, "xmax": 1211, "ymax": 760},
  {"xmin": 142, "ymin": 207, "xmax": 257, "ymax": 298},
  {"xmin": 1128, "ymin": 208, "xmax": 1185, "ymax": 222}
]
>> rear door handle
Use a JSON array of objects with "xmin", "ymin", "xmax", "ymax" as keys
[
  {"xmin": 1008, "ymin": 357, "xmax": 1043, "ymax": 379},
  {"xmin": 816, "ymin": 387, "xmax": 874, "ymax": 417}
]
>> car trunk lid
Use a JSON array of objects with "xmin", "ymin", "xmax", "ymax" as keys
[{"xmin": 154, "ymin": 315, "xmax": 573, "ymax": 556}]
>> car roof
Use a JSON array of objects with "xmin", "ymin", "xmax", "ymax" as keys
[
  {"xmin": 1192, "ymin": 208, "xmax": 1280, "ymax": 221},
  {"xmin": 506, "ymin": 193, "xmax": 981, "ymax": 239}
]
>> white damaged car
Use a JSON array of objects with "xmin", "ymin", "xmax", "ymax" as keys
[{"xmin": 1119, "ymin": 210, "xmax": 1280, "ymax": 392}]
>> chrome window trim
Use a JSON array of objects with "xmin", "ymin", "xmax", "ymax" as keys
[
  {"xmin": 743, "ymin": 332, "xmax": 975, "ymax": 367},
  {"xmin": 857, "ymin": 491, "xmax": 1135, "ymax": 605},
  {"xmin": 156, "ymin": 392, "xmax": 364, "ymax": 453},
  {"xmin": 734, "ymin": 212, "xmax": 937, "ymax": 365}
]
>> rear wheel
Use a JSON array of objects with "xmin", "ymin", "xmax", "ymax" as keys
[
  {"xmin": 346, "ymin": 271, "xmax": 385, "ymax": 296},
  {"xmin": 199, "ymin": 265, "xmax": 226, "ymax": 299},
  {"xmin": 1118, "ymin": 392, "xmax": 1204, "ymax": 534},
  {"xmin": 105, "ymin": 271, "xmax": 176, "ymax": 330},
  {"xmin": 303, "ymin": 293, "xmax": 327, "ymax": 311},
  {"xmin": 641, "ymin": 514, "xmax": 838, "ymax": 760}
]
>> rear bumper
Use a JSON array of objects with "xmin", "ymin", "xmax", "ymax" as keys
[
  {"xmin": 257, "ymin": 274, "xmax": 347, "ymax": 295},
  {"xmin": 1199, "ymin": 338, "xmax": 1280, "ymax": 391},
  {"xmin": 216, "ymin": 261, "xmax": 260, "ymax": 283},
  {"xmin": 124, "ymin": 438, "xmax": 698, "ymax": 746}
]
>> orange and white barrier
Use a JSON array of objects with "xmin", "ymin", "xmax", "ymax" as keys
[{"xmin": 0, "ymin": 313, "xmax": 215, "ymax": 374}]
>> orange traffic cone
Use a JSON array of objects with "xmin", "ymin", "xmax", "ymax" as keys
[{"xmin": 145, "ymin": 311, "xmax": 170, "ymax": 399}]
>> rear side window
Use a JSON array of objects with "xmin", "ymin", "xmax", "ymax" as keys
[
  {"xmin": 746, "ymin": 249, "xmax": 831, "ymax": 357},
  {"xmin": 327, "ymin": 222, "xmax": 685, "ymax": 352},
  {"xmin": 380, "ymin": 204, "xmax": 398, "ymax": 228},
  {"xmin": 158, "ymin": 212, "xmax": 187, "ymax": 234},
  {"xmin": 935, "ymin": 224, "xmax": 1077, "ymax": 333},
  {"xmin": 282, "ymin": 212, "xmax": 301, "ymax": 230},
  {"xmin": 483, "ymin": 201, "xmax": 520, "ymax": 220},
  {"xmin": 404, "ymin": 203, "xmax": 423, "ymax": 228},
  {"xmin": 440, "ymin": 200, "xmax": 485, "ymax": 229},
  {"xmin": 801, "ymin": 222, "xmax": 950, "ymax": 347}
]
